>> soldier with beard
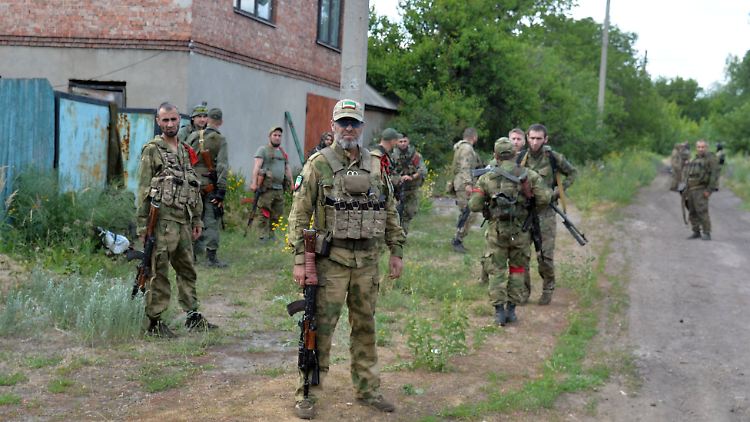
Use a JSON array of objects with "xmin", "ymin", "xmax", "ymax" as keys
[{"xmin": 251, "ymin": 126, "xmax": 293, "ymax": 241}]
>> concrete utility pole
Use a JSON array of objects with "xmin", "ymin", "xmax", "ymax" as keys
[
  {"xmin": 339, "ymin": 0, "xmax": 369, "ymax": 104},
  {"xmin": 597, "ymin": 0, "xmax": 611, "ymax": 122}
]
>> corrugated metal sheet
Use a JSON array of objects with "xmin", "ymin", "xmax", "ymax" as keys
[
  {"xmin": 118, "ymin": 109, "xmax": 156, "ymax": 194},
  {"xmin": 0, "ymin": 79, "xmax": 55, "ymax": 208},
  {"xmin": 56, "ymin": 94, "xmax": 110, "ymax": 192}
]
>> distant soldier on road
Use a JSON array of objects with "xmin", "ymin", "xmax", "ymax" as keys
[{"xmin": 682, "ymin": 139, "xmax": 719, "ymax": 241}]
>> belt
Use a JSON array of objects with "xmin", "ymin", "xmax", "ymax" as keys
[{"xmin": 331, "ymin": 238, "xmax": 376, "ymax": 251}]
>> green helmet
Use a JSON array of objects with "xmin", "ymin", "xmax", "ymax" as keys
[
  {"xmin": 494, "ymin": 137, "xmax": 512, "ymax": 156},
  {"xmin": 191, "ymin": 102, "xmax": 208, "ymax": 117}
]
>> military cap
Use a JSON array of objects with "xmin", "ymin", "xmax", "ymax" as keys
[
  {"xmin": 494, "ymin": 137, "xmax": 513, "ymax": 155},
  {"xmin": 191, "ymin": 102, "xmax": 208, "ymax": 117},
  {"xmin": 269, "ymin": 126, "xmax": 283, "ymax": 135},
  {"xmin": 207, "ymin": 108, "xmax": 222, "ymax": 120},
  {"xmin": 381, "ymin": 127, "xmax": 402, "ymax": 141},
  {"xmin": 332, "ymin": 99, "xmax": 364, "ymax": 122}
]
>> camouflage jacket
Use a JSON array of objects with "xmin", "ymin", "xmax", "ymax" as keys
[
  {"xmin": 136, "ymin": 136, "xmax": 203, "ymax": 235},
  {"xmin": 683, "ymin": 152, "xmax": 719, "ymax": 191},
  {"xmin": 452, "ymin": 140, "xmax": 484, "ymax": 191},
  {"xmin": 186, "ymin": 126, "xmax": 229, "ymax": 191},
  {"xmin": 391, "ymin": 145, "xmax": 428, "ymax": 192},
  {"xmin": 518, "ymin": 145, "xmax": 577, "ymax": 192},
  {"xmin": 287, "ymin": 142, "xmax": 405, "ymax": 268}
]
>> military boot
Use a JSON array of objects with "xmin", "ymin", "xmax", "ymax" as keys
[
  {"xmin": 451, "ymin": 238, "xmax": 467, "ymax": 254},
  {"xmin": 146, "ymin": 318, "xmax": 177, "ymax": 339},
  {"xmin": 701, "ymin": 232, "xmax": 711, "ymax": 241},
  {"xmin": 494, "ymin": 304, "xmax": 506, "ymax": 326},
  {"xmin": 538, "ymin": 291, "xmax": 553, "ymax": 305},
  {"xmin": 356, "ymin": 395, "xmax": 395, "ymax": 413},
  {"xmin": 206, "ymin": 249, "xmax": 228, "ymax": 268},
  {"xmin": 506, "ymin": 302, "xmax": 518, "ymax": 323},
  {"xmin": 294, "ymin": 398, "xmax": 315, "ymax": 419},
  {"xmin": 185, "ymin": 311, "xmax": 218, "ymax": 332},
  {"xmin": 687, "ymin": 231, "xmax": 701, "ymax": 239}
]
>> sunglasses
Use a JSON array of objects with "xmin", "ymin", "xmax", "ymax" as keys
[{"xmin": 334, "ymin": 118, "xmax": 363, "ymax": 129}]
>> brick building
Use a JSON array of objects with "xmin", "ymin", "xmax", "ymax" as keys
[{"xmin": 0, "ymin": 0, "xmax": 397, "ymax": 178}]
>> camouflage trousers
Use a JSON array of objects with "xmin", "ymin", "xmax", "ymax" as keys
[
  {"xmin": 255, "ymin": 189, "xmax": 285, "ymax": 240},
  {"xmin": 484, "ymin": 220, "xmax": 531, "ymax": 306},
  {"xmin": 144, "ymin": 219, "xmax": 199, "ymax": 323},
  {"xmin": 295, "ymin": 257, "xmax": 381, "ymax": 402},
  {"xmin": 686, "ymin": 188, "xmax": 711, "ymax": 233},
  {"xmin": 398, "ymin": 189, "xmax": 420, "ymax": 234},
  {"xmin": 524, "ymin": 207, "xmax": 557, "ymax": 296},
  {"xmin": 454, "ymin": 189, "xmax": 478, "ymax": 241},
  {"xmin": 194, "ymin": 193, "xmax": 221, "ymax": 253}
]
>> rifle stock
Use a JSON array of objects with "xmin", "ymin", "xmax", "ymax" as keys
[
  {"xmin": 549, "ymin": 202, "xmax": 588, "ymax": 246},
  {"xmin": 132, "ymin": 202, "xmax": 160, "ymax": 298},
  {"xmin": 243, "ymin": 174, "xmax": 265, "ymax": 237},
  {"xmin": 456, "ymin": 205, "xmax": 471, "ymax": 231}
]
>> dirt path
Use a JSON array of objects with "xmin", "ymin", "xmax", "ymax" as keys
[{"xmin": 588, "ymin": 172, "xmax": 750, "ymax": 421}]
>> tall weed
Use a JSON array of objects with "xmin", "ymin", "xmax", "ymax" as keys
[{"xmin": 723, "ymin": 155, "xmax": 750, "ymax": 209}]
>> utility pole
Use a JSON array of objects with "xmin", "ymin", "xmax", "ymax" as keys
[
  {"xmin": 597, "ymin": 0, "xmax": 611, "ymax": 124},
  {"xmin": 339, "ymin": 0, "xmax": 369, "ymax": 104}
]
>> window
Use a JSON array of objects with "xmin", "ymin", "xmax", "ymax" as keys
[
  {"xmin": 318, "ymin": 0, "xmax": 341, "ymax": 49},
  {"xmin": 234, "ymin": 0, "xmax": 273, "ymax": 22},
  {"xmin": 68, "ymin": 80, "xmax": 126, "ymax": 107}
]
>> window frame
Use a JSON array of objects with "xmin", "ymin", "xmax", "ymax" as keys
[
  {"xmin": 317, "ymin": 0, "xmax": 342, "ymax": 51},
  {"xmin": 233, "ymin": 0, "xmax": 275, "ymax": 25}
]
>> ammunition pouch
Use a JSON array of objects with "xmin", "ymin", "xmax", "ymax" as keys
[{"xmin": 324, "ymin": 196, "xmax": 387, "ymax": 240}]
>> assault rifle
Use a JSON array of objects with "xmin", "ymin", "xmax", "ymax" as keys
[
  {"xmin": 395, "ymin": 183, "xmax": 406, "ymax": 222},
  {"xmin": 520, "ymin": 178, "xmax": 544, "ymax": 260},
  {"xmin": 286, "ymin": 229, "xmax": 320, "ymax": 399},
  {"xmin": 549, "ymin": 202, "xmax": 588, "ymax": 246},
  {"xmin": 456, "ymin": 205, "xmax": 471, "ymax": 232},
  {"xmin": 471, "ymin": 165, "xmax": 493, "ymax": 178},
  {"xmin": 243, "ymin": 173, "xmax": 265, "ymax": 237},
  {"xmin": 129, "ymin": 202, "xmax": 160, "ymax": 298},
  {"xmin": 677, "ymin": 182, "xmax": 688, "ymax": 225}
]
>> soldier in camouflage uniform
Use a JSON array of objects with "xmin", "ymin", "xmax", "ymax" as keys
[
  {"xmin": 187, "ymin": 108, "xmax": 229, "ymax": 267},
  {"xmin": 682, "ymin": 139, "xmax": 719, "ymax": 240},
  {"xmin": 517, "ymin": 124, "xmax": 577, "ymax": 305},
  {"xmin": 451, "ymin": 127, "xmax": 484, "ymax": 253},
  {"xmin": 137, "ymin": 102, "xmax": 217, "ymax": 338},
  {"xmin": 391, "ymin": 134, "xmax": 428, "ymax": 235},
  {"xmin": 177, "ymin": 102, "xmax": 208, "ymax": 144},
  {"xmin": 469, "ymin": 138, "xmax": 550, "ymax": 325},
  {"xmin": 251, "ymin": 126, "xmax": 293, "ymax": 241},
  {"xmin": 288, "ymin": 99, "xmax": 405, "ymax": 419}
]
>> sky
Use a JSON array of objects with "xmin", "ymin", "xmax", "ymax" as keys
[{"xmin": 370, "ymin": 0, "xmax": 750, "ymax": 89}]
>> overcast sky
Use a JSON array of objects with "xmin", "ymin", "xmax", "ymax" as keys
[{"xmin": 370, "ymin": 0, "xmax": 750, "ymax": 89}]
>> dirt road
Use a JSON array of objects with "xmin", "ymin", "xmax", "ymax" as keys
[{"xmin": 590, "ymin": 172, "xmax": 750, "ymax": 421}]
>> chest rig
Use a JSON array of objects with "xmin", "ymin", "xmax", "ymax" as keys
[
  {"xmin": 148, "ymin": 142, "xmax": 201, "ymax": 209},
  {"xmin": 318, "ymin": 147, "xmax": 387, "ymax": 240}
]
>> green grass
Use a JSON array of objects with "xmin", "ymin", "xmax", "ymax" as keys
[
  {"xmin": 254, "ymin": 366, "xmax": 286, "ymax": 377},
  {"xmin": 25, "ymin": 354, "xmax": 63, "ymax": 369},
  {"xmin": 0, "ymin": 393, "xmax": 22, "ymax": 406},
  {"xmin": 135, "ymin": 361, "xmax": 202, "ymax": 393},
  {"xmin": 48, "ymin": 378, "xmax": 76, "ymax": 394},
  {"xmin": 723, "ymin": 155, "xmax": 750, "ymax": 209},
  {"xmin": 0, "ymin": 372, "xmax": 28, "ymax": 386}
]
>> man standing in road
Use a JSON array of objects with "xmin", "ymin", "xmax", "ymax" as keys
[
  {"xmin": 450, "ymin": 127, "xmax": 484, "ymax": 253},
  {"xmin": 287, "ymin": 99, "xmax": 405, "ymax": 419},
  {"xmin": 187, "ymin": 107, "xmax": 229, "ymax": 267},
  {"xmin": 391, "ymin": 134, "xmax": 428, "ymax": 235},
  {"xmin": 251, "ymin": 127, "xmax": 293, "ymax": 242},
  {"xmin": 177, "ymin": 102, "xmax": 208, "ymax": 144},
  {"xmin": 517, "ymin": 124, "xmax": 577, "ymax": 305},
  {"xmin": 682, "ymin": 139, "xmax": 719, "ymax": 240},
  {"xmin": 136, "ymin": 102, "xmax": 217, "ymax": 337}
]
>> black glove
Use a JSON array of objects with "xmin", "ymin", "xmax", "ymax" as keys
[{"xmin": 214, "ymin": 189, "xmax": 226, "ymax": 202}]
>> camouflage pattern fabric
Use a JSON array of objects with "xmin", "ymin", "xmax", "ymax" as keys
[
  {"xmin": 255, "ymin": 188, "xmax": 285, "ymax": 240},
  {"xmin": 683, "ymin": 151, "xmax": 719, "ymax": 234},
  {"xmin": 452, "ymin": 140, "xmax": 484, "ymax": 241}
]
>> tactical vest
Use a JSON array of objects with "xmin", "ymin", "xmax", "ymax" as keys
[
  {"xmin": 517, "ymin": 146, "xmax": 557, "ymax": 188},
  {"xmin": 147, "ymin": 143, "xmax": 201, "ymax": 209},
  {"xmin": 484, "ymin": 165, "xmax": 528, "ymax": 221},
  {"xmin": 318, "ymin": 147, "xmax": 387, "ymax": 240},
  {"xmin": 393, "ymin": 147, "xmax": 423, "ymax": 190},
  {"xmin": 261, "ymin": 145, "xmax": 288, "ymax": 190},
  {"xmin": 685, "ymin": 155, "xmax": 712, "ymax": 189}
]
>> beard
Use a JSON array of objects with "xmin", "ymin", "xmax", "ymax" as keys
[
  {"xmin": 335, "ymin": 132, "xmax": 362, "ymax": 150},
  {"xmin": 271, "ymin": 139, "xmax": 281, "ymax": 147},
  {"xmin": 162, "ymin": 127, "xmax": 178, "ymax": 137}
]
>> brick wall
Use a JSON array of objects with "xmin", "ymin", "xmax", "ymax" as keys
[{"xmin": 0, "ymin": 0, "xmax": 341, "ymax": 87}]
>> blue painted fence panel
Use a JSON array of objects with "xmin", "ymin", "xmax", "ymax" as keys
[
  {"xmin": 57, "ymin": 95, "xmax": 110, "ymax": 192},
  {"xmin": 118, "ymin": 109, "xmax": 155, "ymax": 194},
  {"xmin": 0, "ymin": 79, "xmax": 55, "ymax": 208}
]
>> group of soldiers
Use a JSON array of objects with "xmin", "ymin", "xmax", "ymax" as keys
[
  {"xmin": 448, "ymin": 125, "xmax": 577, "ymax": 326},
  {"xmin": 670, "ymin": 139, "xmax": 724, "ymax": 240}
]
